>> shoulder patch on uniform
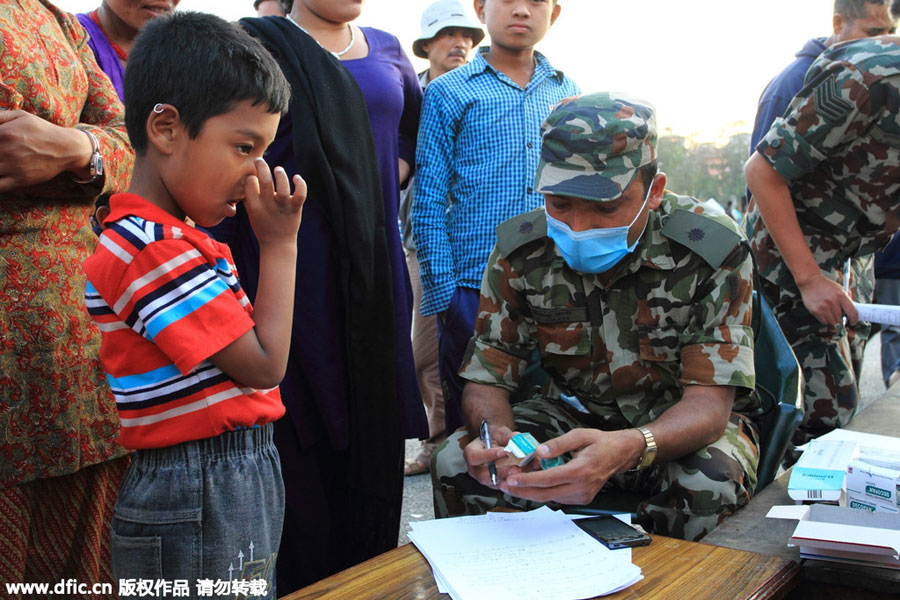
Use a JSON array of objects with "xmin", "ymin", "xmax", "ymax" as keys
[
  {"xmin": 813, "ymin": 75, "xmax": 852, "ymax": 123},
  {"xmin": 496, "ymin": 210, "xmax": 548, "ymax": 258},
  {"xmin": 661, "ymin": 209, "xmax": 742, "ymax": 268}
]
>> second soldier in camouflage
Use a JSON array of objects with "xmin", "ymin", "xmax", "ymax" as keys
[
  {"xmin": 745, "ymin": 36, "xmax": 900, "ymax": 446},
  {"xmin": 432, "ymin": 92, "xmax": 760, "ymax": 542}
]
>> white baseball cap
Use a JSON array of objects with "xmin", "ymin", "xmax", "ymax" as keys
[{"xmin": 412, "ymin": 0, "xmax": 485, "ymax": 59}]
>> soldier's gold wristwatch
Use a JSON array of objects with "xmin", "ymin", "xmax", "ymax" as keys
[{"xmin": 635, "ymin": 427, "xmax": 657, "ymax": 470}]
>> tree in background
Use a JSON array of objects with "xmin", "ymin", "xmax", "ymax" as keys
[{"xmin": 658, "ymin": 129, "xmax": 750, "ymax": 218}]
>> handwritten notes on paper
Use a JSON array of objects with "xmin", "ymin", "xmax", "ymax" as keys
[{"xmin": 407, "ymin": 506, "xmax": 643, "ymax": 600}]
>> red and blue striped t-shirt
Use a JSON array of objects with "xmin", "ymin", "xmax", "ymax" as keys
[{"xmin": 83, "ymin": 193, "xmax": 285, "ymax": 449}]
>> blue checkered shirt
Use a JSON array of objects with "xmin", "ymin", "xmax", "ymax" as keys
[{"xmin": 411, "ymin": 48, "xmax": 579, "ymax": 316}]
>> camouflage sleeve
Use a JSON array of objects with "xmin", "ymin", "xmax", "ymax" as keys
[
  {"xmin": 458, "ymin": 246, "xmax": 537, "ymax": 391},
  {"xmin": 755, "ymin": 57, "xmax": 875, "ymax": 182},
  {"xmin": 679, "ymin": 242, "xmax": 755, "ymax": 391}
]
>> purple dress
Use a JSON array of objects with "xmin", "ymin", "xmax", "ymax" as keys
[
  {"xmin": 343, "ymin": 27, "xmax": 425, "ymax": 437},
  {"xmin": 76, "ymin": 13, "xmax": 125, "ymax": 100}
]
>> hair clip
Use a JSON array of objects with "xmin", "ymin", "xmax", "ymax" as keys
[{"xmin": 152, "ymin": 103, "xmax": 165, "ymax": 114}]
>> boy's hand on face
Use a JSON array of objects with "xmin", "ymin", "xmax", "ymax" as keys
[{"xmin": 244, "ymin": 157, "xmax": 306, "ymax": 245}]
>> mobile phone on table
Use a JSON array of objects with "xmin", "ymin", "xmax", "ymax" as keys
[{"xmin": 574, "ymin": 515, "xmax": 652, "ymax": 550}]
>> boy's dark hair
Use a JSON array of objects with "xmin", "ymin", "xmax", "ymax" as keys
[{"xmin": 124, "ymin": 11, "xmax": 290, "ymax": 154}]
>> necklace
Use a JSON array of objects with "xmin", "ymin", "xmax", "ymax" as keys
[
  {"xmin": 286, "ymin": 15, "xmax": 355, "ymax": 58},
  {"xmin": 90, "ymin": 9, "xmax": 128, "ymax": 62}
]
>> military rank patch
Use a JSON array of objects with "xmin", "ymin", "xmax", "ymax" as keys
[
  {"xmin": 497, "ymin": 210, "xmax": 548, "ymax": 258},
  {"xmin": 814, "ymin": 75, "xmax": 852, "ymax": 123},
  {"xmin": 661, "ymin": 209, "xmax": 742, "ymax": 269}
]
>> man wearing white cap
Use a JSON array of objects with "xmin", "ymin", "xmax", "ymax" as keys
[
  {"xmin": 399, "ymin": 0, "xmax": 483, "ymax": 476},
  {"xmin": 413, "ymin": 0, "xmax": 485, "ymax": 85}
]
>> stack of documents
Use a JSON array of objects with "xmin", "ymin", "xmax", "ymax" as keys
[{"xmin": 408, "ymin": 506, "xmax": 643, "ymax": 600}]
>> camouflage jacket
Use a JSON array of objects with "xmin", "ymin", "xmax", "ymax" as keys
[
  {"xmin": 747, "ymin": 36, "xmax": 900, "ymax": 297},
  {"xmin": 460, "ymin": 193, "xmax": 757, "ymax": 429}
]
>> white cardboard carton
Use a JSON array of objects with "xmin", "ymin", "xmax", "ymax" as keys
[{"xmin": 785, "ymin": 504, "xmax": 900, "ymax": 569}]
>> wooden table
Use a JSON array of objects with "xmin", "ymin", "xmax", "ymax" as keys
[{"xmin": 283, "ymin": 535, "xmax": 799, "ymax": 599}]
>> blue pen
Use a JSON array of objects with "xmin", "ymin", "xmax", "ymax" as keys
[{"xmin": 480, "ymin": 420, "xmax": 498, "ymax": 486}]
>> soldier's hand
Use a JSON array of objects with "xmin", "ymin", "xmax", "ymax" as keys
[
  {"xmin": 796, "ymin": 272, "xmax": 858, "ymax": 328},
  {"xmin": 463, "ymin": 425, "xmax": 519, "ymax": 488},
  {"xmin": 499, "ymin": 428, "xmax": 642, "ymax": 505}
]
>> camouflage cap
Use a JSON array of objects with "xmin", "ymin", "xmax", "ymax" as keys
[{"xmin": 535, "ymin": 92, "xmax": 657, "ymax": 202}]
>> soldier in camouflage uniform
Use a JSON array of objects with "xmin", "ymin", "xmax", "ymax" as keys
[
  {"xmin": 745, "ymin": 36, "xmax": 900, "ymax": 446},
  {"xmin": 432, "ymin": 93, "xmax": 760, "ymax": 542}
]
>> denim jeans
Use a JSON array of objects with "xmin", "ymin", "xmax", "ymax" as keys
[
  {"xmin": 110, "ymin": 424, "xmax": 284, "ymax": 600},
  {"xmin": 875, "ymin": 278, "xmax": 900, "ymax": 386},
  {"xmin": 436, "ymin": 286, "xmax": 481, "ymax": 434}
]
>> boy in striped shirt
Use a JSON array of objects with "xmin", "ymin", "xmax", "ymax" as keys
[{"xmin": 83, "ymin": 13, "xmax": 304, "ymax": 598}]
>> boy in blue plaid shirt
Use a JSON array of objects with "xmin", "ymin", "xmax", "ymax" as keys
[
  {"xmin": 411, "ymin": 0, "xmax": 579, "ymax": 432},
  {"xmin": 411, "ymin": 0, "xmax": 580, "ymax": 432}
]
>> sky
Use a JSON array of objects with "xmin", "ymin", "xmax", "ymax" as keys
[{"xmin": 54, "ymin": 0, "xmax": 832, "ymax": 143}]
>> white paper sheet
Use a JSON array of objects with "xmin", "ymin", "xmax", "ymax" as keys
[
  {"xmin": 408, "ymin": 506, "xmax": 642, "ymax": 600},
  {"xmin": 766, "ymin": 505, "xmax": 811, "ymax": 520},
  {"xmin": 854, "ymin": 302, "xmax": 900, "ymax": 326},
  {"xmin": 814, "ymin": 429, "xmax": 900, "ymax": 471}
]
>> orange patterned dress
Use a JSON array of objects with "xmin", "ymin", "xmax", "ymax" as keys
[{"xmin": 0, "ymin": 0, "xmax": 133, "ymax": 489}]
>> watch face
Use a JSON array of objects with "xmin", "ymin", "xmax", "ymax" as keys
[
  {"xmin": 92, "ymin": 153, "xmax": 104, "ymax": 178},
  {"xmin": 79, "ymin": 129, "xmax": 103, "ymax": 181}
]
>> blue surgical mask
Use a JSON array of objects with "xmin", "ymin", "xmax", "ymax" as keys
[{"xmin": 546, "ymin": 182, "xmax": 653, "ymax": 274}]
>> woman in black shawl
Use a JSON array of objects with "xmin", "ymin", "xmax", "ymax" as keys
[{"xmin": 210, "ymin": 8, "xmax": 423, "ymax": 593}]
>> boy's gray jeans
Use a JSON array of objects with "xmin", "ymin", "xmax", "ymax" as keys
[{"xmin": 110, "ymin": 423, "xmax": 284, "ymax": 600}]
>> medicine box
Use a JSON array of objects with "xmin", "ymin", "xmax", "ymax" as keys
[
  {"xmin": 788, "ymin": 439, "xmax": 859, "ymax": 502},
  {"xmin": 845, "ymin": 459, "xmax": 900, "ymax": 514},
  {"xmin": 504, "ymin": 432, "xmax": 563, "ymax": 469}
]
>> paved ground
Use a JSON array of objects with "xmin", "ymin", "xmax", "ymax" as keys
[{"xmin": 398, "ymin": 336, "xmax": 888, "ymax": 545}]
